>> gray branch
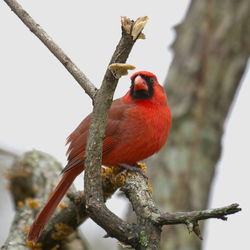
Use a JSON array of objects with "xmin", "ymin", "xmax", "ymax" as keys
[
  {"xmin": 4, "ymin": 0, "xmax": 97, "ymax": 99},
  {"xmin": 122, "ymin": 171, "xmax": 241, "ymax": 247},
  {"xmin": 83, "ymin": 17, "xmax": 147, "ymax": 248},
  {"xmin": 157, "ymin": 204, "xmax": 241, "ymax": 226},
  {"xmin": 1, "ymin": 151, "xmax": 122, "ymax": 250},
  {"xmin": 1, "ymin": 151, "xmax": 89, "ymax": 250}
]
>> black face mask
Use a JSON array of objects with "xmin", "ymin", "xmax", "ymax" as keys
[{"xmin": 130, "ymin": 75, "xmax": 154, "ymax": 100}]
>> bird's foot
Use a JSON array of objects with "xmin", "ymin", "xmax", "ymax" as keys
[{"xmin": 118, "ymin": 163, "xmax": 148, "ymax": 179}]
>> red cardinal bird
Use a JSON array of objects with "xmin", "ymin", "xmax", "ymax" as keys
[{"xmin": 27, "ymin": 71, "xmax": 171, "ymax": 242}]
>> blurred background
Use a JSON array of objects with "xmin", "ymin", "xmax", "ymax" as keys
[{"xmin": 1, "ymin": 0, "xmax": 249, "ymax": 249}]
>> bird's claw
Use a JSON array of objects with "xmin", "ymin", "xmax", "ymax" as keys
[{"xmin": 118, "ymin": 163, "xmax": 148, "ymax": 179}]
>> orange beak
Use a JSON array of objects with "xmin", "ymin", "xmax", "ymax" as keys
[{"xmin": 133, "ymin": 75, "xmax": 149, "ymax": 91}]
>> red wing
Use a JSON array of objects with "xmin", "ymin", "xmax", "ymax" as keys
[{"xmin": 62, "ymin": 99, "xmax": 130, "ymax": 173}]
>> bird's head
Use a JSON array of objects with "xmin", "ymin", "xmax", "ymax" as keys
[{"xmin": 129, "ymin": 71, "xmax": 158, "ymax": 100}]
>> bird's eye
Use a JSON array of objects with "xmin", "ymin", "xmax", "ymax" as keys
[{"xmin": 149, "ymin": 77, "xmax": 154, "ymax": 84}]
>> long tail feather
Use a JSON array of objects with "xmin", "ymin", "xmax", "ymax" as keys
[{"xmin": 27, "ymin": 165, "xmax": 83, "ymax": 243}]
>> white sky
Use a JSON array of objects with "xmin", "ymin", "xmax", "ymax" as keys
[{"xmin": 0, "ymin": 1, "xmax": 249, "ymax": 249}]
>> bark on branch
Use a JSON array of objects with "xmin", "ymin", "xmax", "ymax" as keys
[
  {"xmin": 157, "ymin": 203, "xmax": 241, "ymax": 226},
  {"xmin": 2, "ymin": 151, "xmax": 90, "ymax": 250},
  {"xmin": 2, "ymin": 151, "xmax": 124, "ymax": 250},
  {"xmin": 122, "ymin": 171, "xmax": 241, "ymax": 248},
  {"xmin": 83, "ymin": 16, "xmax": 148, "ymax": 248}
]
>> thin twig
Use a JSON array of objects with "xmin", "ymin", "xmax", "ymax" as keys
[
  {"xmin": 3, "ymin": 0, "xmax": 97, "ymax": 99},
  {"xmin": 122, "ymin": 171, "xmax": 241, "ymax": 244},
  {"xmin": 157, "ymin": 203, "xmax": 241, "ymax": 226}
]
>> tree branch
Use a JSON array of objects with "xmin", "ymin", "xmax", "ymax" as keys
[
  {"xmin": 37, "ymin": 167, "xmax": 124, "ymax": 249},
  {"xmin": 157, "ymin": 203, "xmax": 241, "ymax": 226},
  {"xmin": 3, "ymin": 0, "xmax": 97, "ymax": 99},
  {"xmin": 121, "ymin": 171, "xmax": 162, "ymax": 249},
  {"xmin": 2, "ymin": 151, "xmax": 124, "ymax": 249},
  {"xmin": 2, "ymin": 150, "xmax": 87, "ymax": 250},
  {"xmin": 84, "ymin": 17, "xmax": 148, "ymax": 248},
  {"xmin": 122, "ymin": 170, "xmax": 241, "ymax": 246}
]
